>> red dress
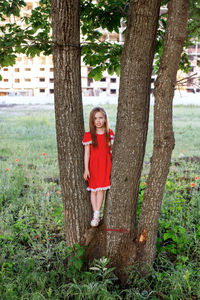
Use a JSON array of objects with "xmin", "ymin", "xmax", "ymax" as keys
[{"xmin": 82, "ymin": 129, "xmax": 114, "ymax": 192}]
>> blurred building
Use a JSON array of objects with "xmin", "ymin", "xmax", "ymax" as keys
[
  {"xmin": 0, "ymin": 0, "xmax": 199, "ymax": 96},
  {"xmin": 185, "ymin": 43, "xmax": 200, "ymax": 93}
]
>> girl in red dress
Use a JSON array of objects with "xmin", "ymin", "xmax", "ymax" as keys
[{"xmin": 82, "ymin": 107, "xmax": 114, "ymax": 227}]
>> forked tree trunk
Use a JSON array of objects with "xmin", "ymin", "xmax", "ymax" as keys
[
  {"xmin": 51, "ymin": 0, "xmax": 188, "ymax": 280},
  {"xmin": 85, "ymin": 0, "xmax": 161, "ymax": 267},
  {"xmin": 51, "ymin": 0, "xmax": 91, "ymax": 246},
  {"xmin": 104, "ymin": 0, "xmax": 161, "ymax": 267},
  {"xmin": 136, "ymin": 0, "xmax": 189, "ymax": 266}
]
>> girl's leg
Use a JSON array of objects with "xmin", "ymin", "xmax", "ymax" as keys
[
  {"xmin": 90, "ymin": 191, "xmax": 97, "ymax": 211},
  {"xmin": 90, "ymin": 190, "xmax": 104, "ymax": 227},
  {"xmin": 96, "ymin": 190, "xmax": 104, "ymax": 211}
]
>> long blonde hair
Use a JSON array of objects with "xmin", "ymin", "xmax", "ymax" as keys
[{"xmin": 89, "ymin": 107, "xmax": 110, "ymax": 148}]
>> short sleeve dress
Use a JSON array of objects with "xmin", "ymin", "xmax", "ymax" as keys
[{"xmin": 82, "ymin": 129, "xmax": 114, "ymax": 192}]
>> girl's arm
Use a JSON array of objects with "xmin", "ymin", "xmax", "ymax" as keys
[{"xmin": 83, "ymin": 144, "xmax": 90, "ymax": 180}]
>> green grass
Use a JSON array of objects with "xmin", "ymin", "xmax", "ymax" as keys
[
  {"xmin": 1, "ymin": 104, "xmax": 200, "ymax": 161},
  {"xmin": 0, "ymin": 104, "xmax": 200, "ymax": 299}
]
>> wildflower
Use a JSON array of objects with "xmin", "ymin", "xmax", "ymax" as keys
[
  {"xmin": 42, "ymin": 153, "xmax": 46, "ymax": 156},
  {"xmin": 195, "ymin": 176, "xmax": 199, "ymax": 181},
  {"xmin": 15, "ymin": 158, "xmax": 19, "ymax": 162},
  {"xmin": 143, "ymin": 182, "xmax": 147, "ymax": 186},
  {"xmin": 57, "ymin": 190, "xmax": 61, "ymax": 194},
  {"xmin": 6, "ymin": 168, "xmax": 10, "ymax": 171},
  {"xmin": 191, "ymin": 182, "xmax": 195, "ymax": 188},
  {"xmin": 182, "ymin": 149, "xmax": 186, "ymax": 153}
]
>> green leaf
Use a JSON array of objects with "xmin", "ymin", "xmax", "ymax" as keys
[
  {"xmin": 88, "ymin": 67, "xmax": 103, "ymax": 81},
  {"xmin": 163, "ymin": 232, "xmax": 173, "ymax": 241},
  {"xmin": 108, "ymin": 64, "xmax": 114, "ymax": 75},
  {"xmin": 114, "ymin": 65, "xmax": 120, "ymax": 76}
]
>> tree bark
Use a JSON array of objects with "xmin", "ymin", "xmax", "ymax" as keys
[
  {"xmin": 92, "ymin": 0, "xmax": 162, "ymax": 267},
  {"xmin": 51, "ymin": 0, "xmax": 91, "ymax": 246},
  {"xmin": 136, "ymin": 0, "xmax": 189, "ymax": 266},
  {"xmin": 51, "ymin": 0, "xmax": 188, "ymax": 280}
]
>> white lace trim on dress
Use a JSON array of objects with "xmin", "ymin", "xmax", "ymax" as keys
[
  {"xmin": 87, "ymin": 186, "xmax": 111, "ymax": 192},
  {"xmin": 82, "ymin": 141, "xmax": 92, "ymax": 145}
]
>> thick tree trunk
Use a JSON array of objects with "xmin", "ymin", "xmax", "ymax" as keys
[
  {"xmin": 136, "ymin": 0, "xmax": 189, "ymax": 266},
  {"xmin": 51, "ymin": 0, "xmax": 91, "ymax": 246},
  {"xmin": 89, "ymin": 0, "xmax": 161, "ymax": 266}
]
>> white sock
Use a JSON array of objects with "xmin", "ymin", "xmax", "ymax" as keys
[{"xmin": 94, "ymin": 210, "xmax": 100, "ymax": 217}]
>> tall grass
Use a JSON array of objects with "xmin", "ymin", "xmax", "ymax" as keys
[{"xmin": 0, "ymin": 105, "xmax": 200, "ymax": 299}]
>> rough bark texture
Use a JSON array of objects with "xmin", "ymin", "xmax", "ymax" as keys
[
  {"xmin": 87, "ymin": 0, "xmax": 162, "ymax": 268},
  {"xmin": 51, "ymin": 0, "xmax": 91, "ymax": 246},
  {"xmin": 136, "ymin": 0, "xmax": 189, "ymax": 266}
]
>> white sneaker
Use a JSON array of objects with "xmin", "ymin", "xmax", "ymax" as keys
[{"xmin": 90, "ymin": 216, "xmax": 100, "ymax": 227}]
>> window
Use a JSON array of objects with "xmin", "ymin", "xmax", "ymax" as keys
[
  {"xmin": 15, "ymin": 68, "xmax": 20, "ymax": 72},
  {"xmin": 24, "ymin": 57, "xmax": 33, "ymax": 65},
  {"xmin": 188, "ymin": 55, "xmax": 194, "ymax": 61},
  {"xmin": 39, "ymin": 57, "xmax": 46, "ymax": 64},
  {"xmin": 100, "ymin": 77, "xmax": 106, "ymax": 82},
  {"xmin": 49, "ymin": 56, "xmax": 53, "ymax": 64},
  {"xmin": 3, "ymin": 68, "xmax": 8, "ymax": 71},
  {"xmin": 99, "ymin": 33, "xmax": 108, "ymax": 42},
  {"xmin": 25, "ymin": 78, "xmax": 31, "ymax": 82},
  {"xmin": 110, "ymin": 78, "xmax": 116, "ymax": 83},
  {"xmin": 25, "ymin": 2, "xmax": 33, "ymax": 10},
  {"xmin": 109, "ymin": 33, "xmax": 119, "ymax": 42},
  {"xmin": 40, "ymin": 89, "xmax": 45, "ymax": 93},
  {"xmin": 40, "ymin": 68, "xmax": 45, "ymax": 71},
  {"xmin": 110, "ymin": 89, "xmax": 116, "ymax": 94},
  {"xmin": 49, "ymin": 78, "xmax": 54, "ymax": 83},
  {"xmin": 3, "ymin": 79, "xmax": 9, "ymax": 82},
  {"xmin": 39, "ymin": 78, "xmax": 45, "ymax": 82},
  {"xmin": 17, "ymin": 57, "xmax": 22, "ymax": 62},
  {"xmin": 50, "ymin": 68, "xmax": 54, "ymax": 72},
  {"xmin": 15, "ymin": 79, "xmax": 20, "ymax": 83},
  {"xmin": 49, "ymin": 89, "xmax": 54, "ymax": 94},
  {"xmin": 88, "ymin": 78, "xmax": 93, "ymax": 86},
  {"xmin": 25, "ymin": 68, "xmax": 31, "ymax": 71}
]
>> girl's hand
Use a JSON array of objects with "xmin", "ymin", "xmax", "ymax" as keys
[{"xmin": 84, "ymin": 169, "xmax": 90, "ymax": 181}]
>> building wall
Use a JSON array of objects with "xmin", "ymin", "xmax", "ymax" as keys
[
  {"xmin": 186, "ymin": 43, "xmax": 200, "ymax": 93},
  {"xmin": 0, "ymin": 0, "xmax": 199, "ymax": 96}
]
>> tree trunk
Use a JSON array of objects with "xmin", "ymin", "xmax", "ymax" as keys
[
  {"xmin": 136, "ymin": 0, "xmax": 189, "ymax": 266},
  {"xmin": 86, "ymin": 0, "xmax": 162, "ymax": 266},
  {"xmin": 51, "ymin": 0, "xmax": 91, "ymax": 246}
]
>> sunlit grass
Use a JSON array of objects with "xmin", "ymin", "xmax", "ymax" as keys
[{"xmin": 0, "ymin": 104, "xmax": 200, "ymax": 299}]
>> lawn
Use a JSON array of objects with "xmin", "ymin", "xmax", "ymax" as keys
[{"xmin": 0, "ymin": 104, "xmax": 200, "ymax": 299}]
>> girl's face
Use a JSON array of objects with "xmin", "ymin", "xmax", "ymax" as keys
[{"xmin": 94, "ymin": 111, "xmax": 106, "ymax": 129}]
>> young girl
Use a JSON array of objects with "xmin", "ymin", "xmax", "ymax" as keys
[{"xmin": 82, "ymin": 107, "xmax": 114, "ymax": 227}]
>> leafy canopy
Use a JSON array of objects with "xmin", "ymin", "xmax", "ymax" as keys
[{"xmin": 0, "ymin": 0, "xmax": 199, "ymax": 80}]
